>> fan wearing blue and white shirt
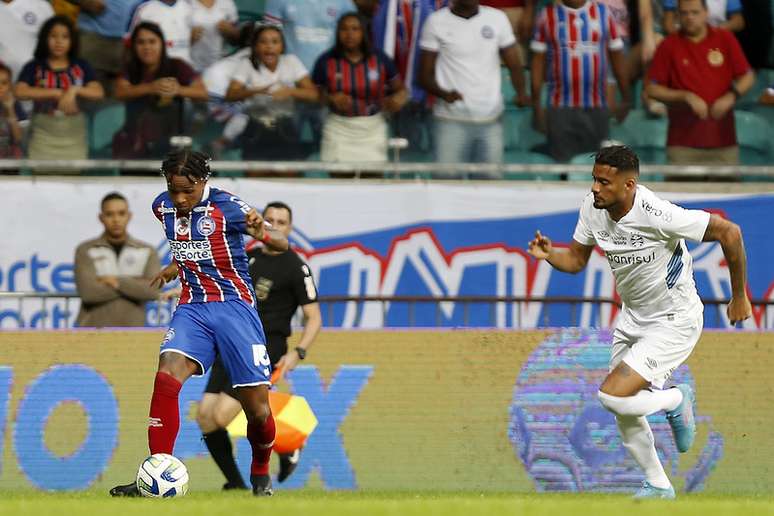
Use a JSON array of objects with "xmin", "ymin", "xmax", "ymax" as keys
[{"xmin": 528, "ymin": 145, "xmax": 752, "ymax": 500}]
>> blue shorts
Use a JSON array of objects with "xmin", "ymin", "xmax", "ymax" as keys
[{"xmin": 160, "ymin": 299, "xmax": 272, "ymax": 387}]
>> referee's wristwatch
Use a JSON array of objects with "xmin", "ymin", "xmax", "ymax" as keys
[{"xmin": 294, "ymin": 347, "xmax": 307, "ymax": 360}]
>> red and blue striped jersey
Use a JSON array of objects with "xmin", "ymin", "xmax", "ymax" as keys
[
  {"xmin": 530, "ymin": 1, "xmax": 623, "ymax": 109},
  {"xmin": 152, "ymin": 186, "xmax": 256, "ymax": 306}
]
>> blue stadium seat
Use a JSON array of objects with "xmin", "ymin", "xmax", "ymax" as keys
[
  {"xmin": 735, "ymin": 110, "xmax": 772, "ymax": 165},
  {"xmin": 89, "ymin": 103, "xmax": 125, "ymax": 158},
  {"xmin": 235, "ymin": 0, "xmax": 264, "ymax": 21},
  {"xmin": 503, "ymin": 109, "xmax": 546, "ymax": 152},
  {"xmin": 609, "ymin": 109, "xmax": 668, "ymax": 149},
  {"xmin": 503, "ymin": 150, "xmax": 554, "ymax": 180}
]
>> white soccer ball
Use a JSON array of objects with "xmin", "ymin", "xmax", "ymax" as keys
[{"xmin": 136, "ymin": 453, "xmax": 189, "ymax": 498}]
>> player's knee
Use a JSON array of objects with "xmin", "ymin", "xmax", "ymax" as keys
[
  {"xmin": 212, "ymin": 409, "xmax": 235, "ymax": 430},
  {"xmin": 195, "ymin": 406, "xmax": 216, "ymax": 431},
  {"xmin": 243, "ymin": 402, "xmax": 271, "ymax": 427}
]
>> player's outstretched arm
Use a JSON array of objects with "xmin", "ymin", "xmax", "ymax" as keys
[
  {"xmin": 527, "ymin": 231, "xmax": 594, "ymax": 274},
  {"xmin": 245, "ymin": 208, "xmax": 289, "ymax": 252},
  {"xmin": 702, "ymin": 214, "xmax": 752, "ymax": 324}
]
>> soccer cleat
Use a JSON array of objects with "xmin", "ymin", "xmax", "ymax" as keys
[
  {"xmin": 277, "ymin": 449, "xmax": 301, "ymax": 483},
  {"xmin": 633, "ymin": 481, "xmax": 676, "ymax": 499},
  {"xmin": 222, "ymin": 481, "xmax": 249, "ymax": 491},
  {"xmin": 109, "ymin": 481, "xmax": 140, "ymax": 497},
  {"xmin": 665, "ymin": 383, "xmax": 696, "ymax": 453},
  {"xmin": 251, "ymin": 474, "xmax": 274, "ymax": 496}
]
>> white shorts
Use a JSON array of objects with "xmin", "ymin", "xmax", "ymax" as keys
[{"xmin": 609, "ymin": 310, "xmax": 703, "ymax": 388}]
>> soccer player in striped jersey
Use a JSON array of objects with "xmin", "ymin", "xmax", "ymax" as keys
[
  {"xmin": 110, "ymin": 150, "xmax": 288, "ymax": 497},
  {"xmin": 528, "ymin": 145, "xmax": 751, "ymax": 499}
]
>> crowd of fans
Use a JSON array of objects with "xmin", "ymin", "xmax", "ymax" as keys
[{"xmin": 0, "ymin": 0, "xmax": 772, "ymax": 175}]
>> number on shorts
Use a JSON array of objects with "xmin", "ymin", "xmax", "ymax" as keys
[{"xmin": 252, "ymin": 344, "xmax": 271, "ymax": 367}]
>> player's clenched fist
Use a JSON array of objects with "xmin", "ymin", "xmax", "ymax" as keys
[
  {"xmin": 528, "ymin": 230, "xmax": 552, "ymax": 260},
  {"xmin": 245, "ymin": 208, "xmax": 266, "ymax": 239}
]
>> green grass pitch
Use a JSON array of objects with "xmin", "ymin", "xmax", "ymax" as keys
[{"xmin": 1, "ymin": 491, "xmax": 773, "ymax": 516}]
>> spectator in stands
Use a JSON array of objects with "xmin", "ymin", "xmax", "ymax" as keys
[
  {"xmin": 113, "ymin": 22, "xmax": 208, "ymax": 160},
  {"xmin": 71, "ymin": 0, "xmax": 145, "ymax": 94},
  {"xmin": 0, "ymin": 0, "xmax": 54, "ymax": 80},
  {"xmin": 663, "ymin": 0, "xmax": 744, "ymax": 33},
  {"xmin": 647, "ymin": 0, "xmax": 754, "ymax": 166},
  {"xmin": 226, "ymin": 24, "xmax": 320, "ymax": 161},
  {"xmin": 313, "ymin": 12, "xmax": 407, "ymax": 163},
  {"xmin": 74, "ymin": 192, "xmax": 161, "ymax": 327},
  {"xmin": 530, "ymin": 0, "xmax": 631, "ymax": 163},
  {"xmin": 15, "ymin": 15, "xmax": 104, "ymax": 167},
  {"xmin": 0, "ymin": 62, "xmax": 25, "ymax": 161},
  {"xmin": 191, "ymin": 0, "xmax": 240, "ymax": 72},
  {"xmin": 419, "ymin": 0, "xmax": 528, "ymax": 166},
  {"xmin": 128, "ymin": 0, "xmax": 198, "ymax": 67},
  {"xmin": 373, "ymin": 0, "xmax": 448, "ymax": 156},
  {"xmin": 265, "ymin": 0, "xmax": 356, "ymax": 146}
]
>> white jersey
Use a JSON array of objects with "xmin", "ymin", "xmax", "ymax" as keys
[
  {"xmin": 573, "ymin": 185, "xmax": 710, "ymax": 324},
  {"xmin": 129, "ymin": 0, "xmax": 195, "ymax": 65},
  {"xmin": 190, "ymin": 0, "xmax": 238, "ymax": 71},
  {"xmin": 0, "ymin": 0, "xmax": 54, "ymax": 79}
]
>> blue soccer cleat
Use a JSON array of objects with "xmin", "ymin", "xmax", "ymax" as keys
[
  {"xmin": 665, "ymin": 383, "xmax": 696, "ymax": 453},
  {"xmin": 633, "ymin": 481, "xmax": 676, "ymax": 499}
]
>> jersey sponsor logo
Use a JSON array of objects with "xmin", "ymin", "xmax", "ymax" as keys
[
  {"xmin": 169, "ymin": 239, "xmax": 213, "ymax": 262},
  {"xmin": 605, "ymin": 250, "xmax": 655, "ymax": 265},
  {"xmin": 641, "ymin": 199, "xmax": 673, "ymax": 223},
  {"xmin": 629, "ymin": 233, "xmax": 645, "ymax": 248},
  {"xmin": 175, "ymin": 217, "xmax": 191, "ymax": 236},
  {"xmin": 197, "ymin": 216, "xmax": 216, "ymax": 237},
  {"xmin": 481, "ymin": 25, "xmax": 494, "ymax": 39},
  {"xmin": 707, "ymin": 48, "xmax": 724, "ymax": 67}
]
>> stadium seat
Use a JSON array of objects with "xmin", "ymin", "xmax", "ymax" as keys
[
  {"xmin": 609, "ymin": 109, "xmax": 667, "ymax": 150},
  {"xmin": 735, "ymin": 110, "xmax": 772, "ymax": 165},
  {"xmin": 503, "ymin": 109, "xmax": 546, "ymax": 152},
  {"xmin": 503, "ymin": 150, "xmax": 554, "ymax": 180},
  {"xmin": 89, "ymin": 103, "xmax": 125, "ymax": 158},
  {"xmin": 567, "ymin": 152, "xmax": 595, "ymax": 181},
  {"xmin": 236, "ymin": 0, "xmax": 264, "ymax": 21}
]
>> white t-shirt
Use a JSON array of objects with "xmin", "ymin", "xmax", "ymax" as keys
[
  {"xmin": 419, "ymin": 6, "xmax": 516, "ymax": 122},
  {"xmin": 231, "ymin": 54, "xmax": 308, "ymax": 117},
  {"xmin": 0, "ymin": 0, "xmax": 54, "ymax": 79},
  {"xmin": 190, "ymin": 0, "xmax": 238, "ymax": 72},
  {"xmin": 203, "ymin": 47, "xmax": 250, "ymax": 98},
  {"xmin": 129, "ymin": 0, "xmax": 195, "ymax": 65},
  {"xmin": 573, "ymin": 185, "xmax": 710, "ymax": 324}
]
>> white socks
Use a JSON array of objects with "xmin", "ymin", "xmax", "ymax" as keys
[
  {"xmin": 597, "ymin": 388, "xmax": 683, "ymax": 417},
  {"xmin": 616, "ymin": 415, "xmax": 672, "ymax": 489}
]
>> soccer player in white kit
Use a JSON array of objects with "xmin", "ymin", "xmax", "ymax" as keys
[{"xmin": 528, "ymin": 146, "xmax": 752, "ymax": 499}]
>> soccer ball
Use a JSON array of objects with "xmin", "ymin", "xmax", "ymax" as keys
[{"xmin": 136, "ymin": 453, "xmax": 189, "ymax": 498}]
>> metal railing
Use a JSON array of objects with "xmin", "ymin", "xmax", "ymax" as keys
[
  {"xmin": 1, "ymin": 292, "xmax": 771, "ymax": 329},
  {"xmin": 2, "ymin": 159, "xmax": 774, "ymax": 180}
]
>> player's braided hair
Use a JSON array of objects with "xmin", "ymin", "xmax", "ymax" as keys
[
  {"xmin": 594, "ymin": 145, "xmax": 640, "ymax": 175},
  {"xmin": 161, "ymin": 150, "xmax": 212, "ymax": 183}
]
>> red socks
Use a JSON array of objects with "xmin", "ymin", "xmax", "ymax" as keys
[
  {"xmin": 148, "ymin": 372, "xmax": 182, "ymax": 455},
  {"xmin": 247, "ymin": 413, "xmax": 276, "ymax": 476}
]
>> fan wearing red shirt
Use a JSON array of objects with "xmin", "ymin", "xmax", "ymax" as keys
[{"xmin": 646, "ymin": 0, "xmax": 753, "ymax": 166}]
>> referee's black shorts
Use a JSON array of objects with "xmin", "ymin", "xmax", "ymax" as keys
[{"xmin": 204, "ymin": 335, "xmax": 289, "ymax": 397}]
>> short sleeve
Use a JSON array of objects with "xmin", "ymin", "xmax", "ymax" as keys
[
  {"xmin": 231, "ymin": 58, "xmax": 254, "ymax": 86},
  {"xmin": 663, "ymin": 0, "xmax": 676, "ymax": 10},
  {"xmin": 311, "ymin": 54, "xmax": 328, "ymax": 87},
  {"xmin": 79, "ymin": 60, "xmax": 97, "ymax": 84},
  {"xmin": 496, "ymin": 11, "xmax": 517, "ymax": 48},
  {"xmin": 655, "ymin": 201, "xmax": 711, "ymax": 242},
  {"xmin": 725, "ymin": 30, "xmax": 751, "ymax": 77},
  {"xmin": 606, "ymin": 12, "xmax": 624, "ymax": 50},
  {"xmin": 572, "ymin": 196, "xmax": 596, "ymax": 246},
  {"xmin": 224, "ymin": 0, "xmax": 238, "ymax": 21},
  {"xmin": 287, "ymin": 54, "xmax": 309, "ymax": 83},
  {"xmin": 530, "ymin": 9, "xmax": 549, "ymax": 53},
  {"xmin": 217, "ymin": 192, "xmax": 253, "ymax": 234},
  {"xmin": 726, "ymin": 0, "xmax": 742, "ymax": 13},
  {"xmin": 16, "ymin": 61, "xmax": 38, "ymax": 86},
  {"xmin": 173, "ymin": 60, "xmax": 198, "ymax": 86},
  {"xmin": 419, "ymin": 13, "xmax": 441, "ymax": 52},
  {"xmin": 647, "ymin": 37, "xmax": 671, "ymax": 85},
  {"xmin": 290, "ymin": 254, "xmax": 318, "ymax": 305}
]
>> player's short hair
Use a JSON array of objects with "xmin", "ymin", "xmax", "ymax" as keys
[
  {"xmin": 263, "ymin": 201, "xmax": 293, "ymax": 222},
  {"xmin": 101, "ymin": 192, "xmax": 128, "ymax": 211},
  {"xmin": 161, "ymin": 150, "xmax": 212, "ymax": 184},
  {"xmin": 594, "ymin": 145, "xmax": 640, "ymax": 175}
]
